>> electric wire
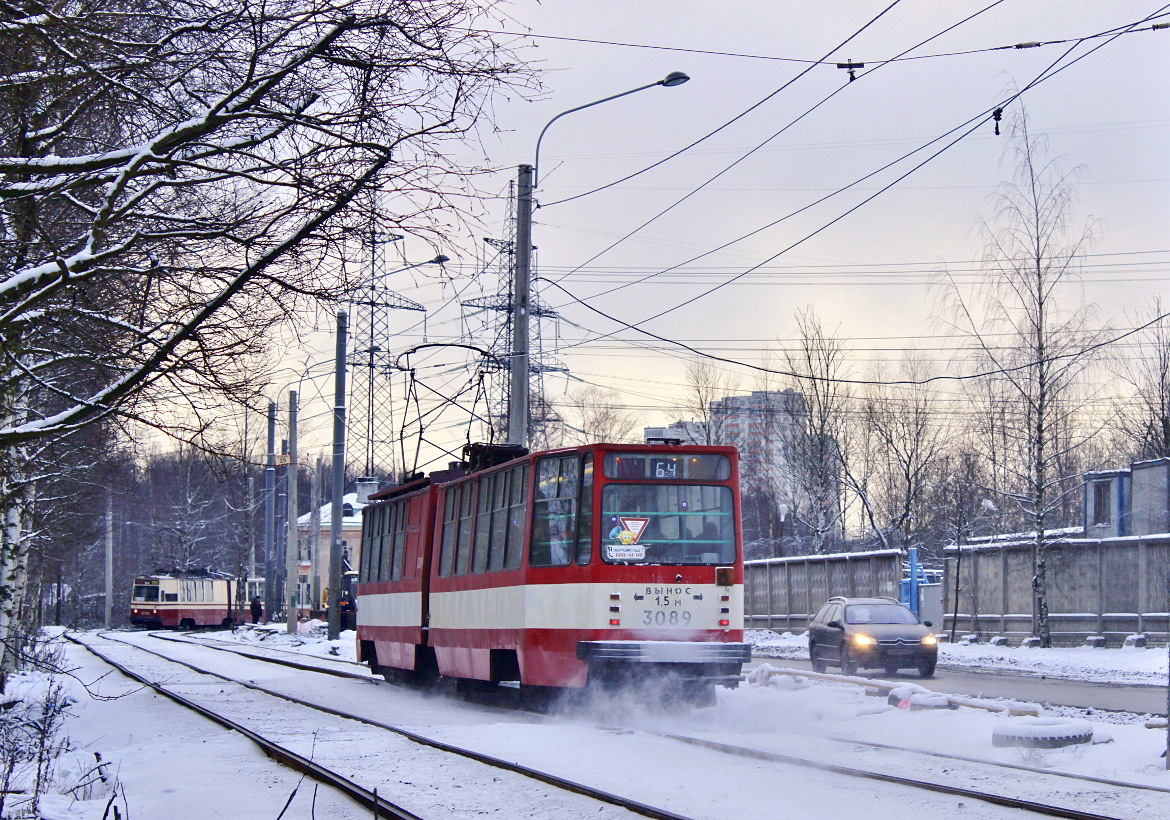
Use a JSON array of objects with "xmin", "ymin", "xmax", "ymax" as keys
[
  {"xmin": 542, "ymin": 5, "xmax": 1170, "ymax": 371},
  {"xmin": 482, "ymin": 15, "xmax": 1170, "ymax": 70},
  {"xmin": 542, "ymin": 1, "xmax": 1009, "ymax": 294},
  {"xmin": 539, "ymin": 0, "xmax": 1004, "ymax": 210}
]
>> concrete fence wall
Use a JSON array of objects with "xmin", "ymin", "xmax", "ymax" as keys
[
  {"xmin": 944, "ymin": 536, "xmax": 1170, "ymax": 646},
  {"xmin": 744, "ymin": 550, "xmax": 901, "ymax": 632}
]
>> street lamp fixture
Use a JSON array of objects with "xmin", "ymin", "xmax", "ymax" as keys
[
  {"xmin": 532, "ymin": 71, "xmax": 691, "ymax": 187},
  {"xmin": 510, "ymin": 72, "xmax": 691, "ymax": 447}
]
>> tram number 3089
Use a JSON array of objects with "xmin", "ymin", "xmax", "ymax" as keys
[{"xmin": 642, "ymin": 609, "xmax": 693, "ymax": 626}]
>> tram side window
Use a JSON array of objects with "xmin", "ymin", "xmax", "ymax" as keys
[
  {"xmin": 390, "ymin": 505, "xmax": 404, "ymax": 582},
  {"xmin": 504, "ymin": 464, "xmax": 528, "ymax": 570},
  {"xmin": 531, "ymin": 455, "xmax": 580, "ymax": 567},
  {"xmin": 359, "ymin": 513, "xmax": 372, "ymax": 583},
  {"xmin": 487, "ymin": 469, "xmax": 510, "ymax": 572},
  {"xmin": 472, "ymin": 474, "xmax": 493, "ymax": 573},
  {"xmin": 380, "ymin": 505, "xmax": 397, "ymax": 583},
  {"xmin": 374, "ymin": 505, "xmax": 388, "ymax": 582},
  {"xmin": 575, "ymin": 454, "xmax": 594, "ymax": 565},
  {"xmin": 374, "ymin": 506, "xmax": 389, "ymax": 581},
  {"xmin": 439, "ymin": 488, "xmax": 459, "ymax": 577},
  {"xmin": 403, "ymin": 500, "xmax": 420, "ymax": 580},
  {"xmin": 455, "ymin": 481, "xmax": 476, "ymax": 575},
  {"xmin": 391, "ymin": 501, "xmax": 407, "ymax": 581}
]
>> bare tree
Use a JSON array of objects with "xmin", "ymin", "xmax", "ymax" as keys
[
  {"xmin": 674, "ymin": 357, "xmax": 739, "ymax": 445},
  {"xmin": 862, "ymin": 354, "xmax": 948, "ymax": 555},
  {"xmin": 0, "ymin": 0, "xmax": 530, "ymax": 679},
  {"xmin": 942, "ymin": 112, "xmax": 1107, "ymax": 646},
  {"xmin": 782, "ymin": 307, "xmax": 849, "ymax": 553},
  {"xmin": 1115, "ymin": 298, "xmax": 1170, "ymax": 461},
  {"xmin": 560, "ymin": 385, "xmax": 639, "ymax": 445}
]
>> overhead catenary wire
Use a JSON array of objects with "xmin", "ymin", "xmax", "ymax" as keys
[
  {"xmin": 539, "ymin": 0, "xmax": 1005, "ymax": 210},
  {"xmin": 541, "ymin": 5, "xmax": 1170, "ymax": 368},
  {"xmin": 538, "ymin": 0, "xmax": 931, "ymax": 214},
  {"xmin": 480, "ymin": 15, "xmax": 1170, "ymax": 71},
  {"xmin": 540, "ymin": 0, "xmax": 1017, "ymax": 320}
]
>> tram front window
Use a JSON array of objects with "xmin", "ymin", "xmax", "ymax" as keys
[
  {"xmin": 601, "ymin": 484, "xmax": 735, "ymax": 565},
  {"xmin": 132, "ymin": 585, "xmax": 160, "ymax": 603}
]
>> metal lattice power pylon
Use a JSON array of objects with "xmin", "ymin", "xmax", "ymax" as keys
[
  {"xmin": 462, "ymin": 184, "xmax": 567, "ymax": 449},
  {"xmin": 348, "ymin": 224, "xmax": 424, "ymax": 481}
]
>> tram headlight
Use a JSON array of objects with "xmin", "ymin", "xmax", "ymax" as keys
[{"xmin": 850, "ymin": 633, "xmax": 877, "ymax": 648}]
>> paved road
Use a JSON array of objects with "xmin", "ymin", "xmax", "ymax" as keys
[{"xmin": 748, "ymin": 656, "xmax": 1168, "ymax": 715}]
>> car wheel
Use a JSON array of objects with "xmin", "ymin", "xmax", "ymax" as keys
[
  {"xmin": 810, "ymin": 643, "xmax": 827, "ymax": 674},
  {"xmin": 840, "ymin": 647, "xmax": 858, "ymax": 676},
  {"xmin": 918, "ymin": 659, "xmax": 936, "ymax": 679}
]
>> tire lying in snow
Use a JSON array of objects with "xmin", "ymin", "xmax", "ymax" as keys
[{"xmin": 991, "ymin": 717, "xmax": 1094, "ymax": 748}]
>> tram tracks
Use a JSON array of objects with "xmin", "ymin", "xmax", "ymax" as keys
[
  {"xmin": 72, "ymin": 632, "xmax": 692, "ymax": 820},
  {"xmin": 78, "ymin": 631, "xmax": 1163, "ymax": 819}
]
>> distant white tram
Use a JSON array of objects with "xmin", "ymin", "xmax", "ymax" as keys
[{"xmin": 130, "ymin": 572, "xmax": 263, "ymax": 629}]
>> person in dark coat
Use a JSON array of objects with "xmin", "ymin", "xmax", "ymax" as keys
[
  {"xmin": 338, "ymin": 591, "xmax": 357, "ymax": 631},
  {"xmin": 250, "ymin": 597, "xmax": 263, "ymax": 624}
]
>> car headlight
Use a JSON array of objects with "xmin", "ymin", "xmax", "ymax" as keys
[
  {"xmin": 850, "ymin": 634, "xmax": 877, "ymax": 648},
  {"xmin": 922, "ymin": 635, "xmax": 938, "ymax": 646}
]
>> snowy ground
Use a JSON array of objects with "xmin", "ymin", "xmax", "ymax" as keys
[{"xmin": 3, "ymin": 624, "xmax": 1168, "ymax": 819}]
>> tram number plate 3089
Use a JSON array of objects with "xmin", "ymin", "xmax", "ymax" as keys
[{"xmin": 642, "ymin": 608, "xmax": 694, "ymax": 626}]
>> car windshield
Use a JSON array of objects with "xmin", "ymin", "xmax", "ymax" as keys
[
  {"xmin": 845, "ymin": 603, "xmax": 918, "ymax": 625},
  {"xmin": 132, "ymin": 585, "xmax": 160, "ymax": 603},
  {"xmin": 600, "ymin": 484, "xmax": 735, "ymax": 565}
]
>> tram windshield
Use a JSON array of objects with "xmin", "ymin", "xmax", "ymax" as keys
[
  {"xmin": 132, "ymin": 584, "xmax": 160, "ymax": 603},
  {"xmin": 600, "ymin": 484, "xmax": 735, "ymax": 565}
]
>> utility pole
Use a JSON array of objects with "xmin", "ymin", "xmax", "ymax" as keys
[
  {"xmin": 286, "ymin": 390, "xmax": 299, "ymax": 634},
  {"xmin": 309, "ymin": 456, "xmax": 322, "ymax": 614},
  {"xmin": 275, "ymin": 439, "xmax": 288, "ymax": 620},
  {"xmin": 263, "ymin": 402, "xmax": 276, "ymax": 622},
  {"xmin": 246, "ymin": 476, "xmax": 255, "ymax": 578},
  {"xmin": 507, "ymin": 163, "xmax": 533, "ymax": 447},
  {"xmin": 328, "ymin": 310, "xmax": 348, "ymax": 640}
]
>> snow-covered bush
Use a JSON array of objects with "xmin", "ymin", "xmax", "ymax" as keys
[{"xmin": 0, "ymin": 636, "xmax": 122, "ymax": 818}]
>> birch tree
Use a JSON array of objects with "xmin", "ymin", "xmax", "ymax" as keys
[
  {"xmin": 944, "ymin": 112, "xmax": 1106, "ymax": 647},
  {"xmin": 0, "ymin": 0, "xmax": 529, "ymax": 680}
]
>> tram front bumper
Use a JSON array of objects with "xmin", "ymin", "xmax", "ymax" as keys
[{"xmin": 577, "ymin": 640, "xmax": 751, "ymax": 686}]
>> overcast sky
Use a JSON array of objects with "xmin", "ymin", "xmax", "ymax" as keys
[{"xmin": 288, "ymin": 1, "xmax": 1170, "ymax": 472}]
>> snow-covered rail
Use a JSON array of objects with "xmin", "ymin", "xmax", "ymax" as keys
[{"xmin": 647, "ymin": 728, "xmax": 1165, "ymax": 820}]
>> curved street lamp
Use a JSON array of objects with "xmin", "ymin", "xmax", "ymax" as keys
[{"xmin": 509, "ymin": 72, "xmax": 691, "ymax": 447}]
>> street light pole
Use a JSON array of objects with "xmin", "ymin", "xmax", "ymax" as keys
[
  {"xmin": 285, "ymin": 389, "xmax": 298, "ymax": 634},
  {"xmin": 508, "ymin": 163, "xmax": 534, "ymax": 447},
  {"xmin": 507, "ymin": 72, "xmax": 690, "ymax": 447}
]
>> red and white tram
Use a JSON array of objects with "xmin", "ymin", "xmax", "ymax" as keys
[
  {"xmin": 355, "ymin": 442, "xmax": 750, "ymax": 705},
  {"xmin": 130, "ymin": 572, "xmax": 261, "ymax": 629}
]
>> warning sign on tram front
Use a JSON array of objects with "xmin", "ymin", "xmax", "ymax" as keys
[{"xmin": 618, "ymin": 517, "xmax": 650, "ymax": 544}]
